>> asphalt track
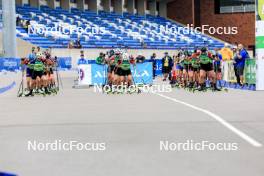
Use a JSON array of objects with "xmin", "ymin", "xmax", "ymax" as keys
[{"xmin": 0, "ymin": 71, "xmax": 264, "ymax": 176}]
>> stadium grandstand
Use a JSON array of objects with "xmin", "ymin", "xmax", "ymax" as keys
[{"xmin": 1, "ymin": 0, "xmax": 234, "ymax": 58}]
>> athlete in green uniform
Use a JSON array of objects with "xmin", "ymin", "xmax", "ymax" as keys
[
  {"xmin": 182, "ymin": 53, "xmax": 192, "ymax": 87},
  {"xmin": 198, "ymin": 47, "xmax": 220, "ymax": 91},
  {"xmin": 113, "ymin": 49, "xmax": 123, "ymax": 85},
  {"xmin": 32, "ymin": 53, "xmax": 45, "ymax": 93},
  {"xmin": 189, "ymin": 50, "xmax": 200, "ymax": 88},
  {"xmin": 119, "ymin": 53, "xmax": 134, "ymax": 86},
  {"xmin": 106, "ymin": 50, "xmax": 116, "ymax": 85}
]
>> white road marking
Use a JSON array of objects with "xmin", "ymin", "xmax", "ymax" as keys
[{"xmin": 154, "ymin": 92, "xmax": 263, "ymax": 148}]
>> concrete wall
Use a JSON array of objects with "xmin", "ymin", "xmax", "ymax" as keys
[{"xmin": 0, "ymin": 32, "xmax": 36, "ymax": 58}]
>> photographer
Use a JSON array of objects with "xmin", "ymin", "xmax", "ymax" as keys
[{"xmin": 233, "ymin": 44, "xmax": 249, "ymax": 86}]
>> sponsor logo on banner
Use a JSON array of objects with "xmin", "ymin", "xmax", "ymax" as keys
[
  {"xmin": 94, "ymin": 71, "xmax": 106, "ymax": 78},
  {"xmin": 78, "ymin": 65, "xmax": 92, "ymax": 85},
  {"xmin": 79, "ymin": 69, "xmax": 84, "ymax": 80},
  {"xmin": 131, "ymin": 63, "xmax": 153, "ymax": 84},
  {"xmin": 91, "ymin": 64, "xmax": 107, "ymax": 85},
  {"xmin": 133, "ymin": 70, "xmax": 150, "ymax": 77},
  {"xmin": 3, "ymin": 61, "xmax": 17, "ymax": 67}
]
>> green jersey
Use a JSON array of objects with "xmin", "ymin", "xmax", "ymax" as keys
[
  {"xmin": 28, "ymin": 63, "xmax": 34, "ymax": 69},
  {"xmin": 96, "ymin": 56, "xmax": 104, "ymax": 65},
  {"xmin": 199, "ymin": 53, "xmax": 212, "ymax": 64},
  {"xmin": 120, "ymin": 58, "xmax": 131, "ymax": 70},
  {"xmin": 183, "ymin": 59, "xmax": 191, "ymax": 65},
  {"xmin": 110, "ymin": 55, "xmax": 120, "ymax": 66},
  {"xmin": 191, "ymin": 58, "xmax": 200, "ymax": 68},
  {"xmin": 34, "ymin": 60, "xmax": 44, "ymax": 72}
]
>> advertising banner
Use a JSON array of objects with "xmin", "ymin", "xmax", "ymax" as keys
[
  {"xmin": 77, "ymin": 63, "xmax": 153, "ymax": 86},
  {"xmin": 91, "ymin": 64, "xmax": 108, "ymax": 85},
  {"xmin": 244, "ymin": 59, "xmax": 256, "ymax": 84},
  {"xmin": 0, "ymin": 58, "xmax": 20, "ymax": 71},
  {"xmin": 256, "ymin": 0, "xmax": 264, "ymax": 90},
  {"xmin": 57, "ymin": 57, "xmax": 72, "ymax": 70},
  {"xmin": 78, "ymin": 64, "xmax": 92, "ymax": 85},
  {"xmin": 131, "ymin": 63, "xmax": 153, "ymax": 84}
]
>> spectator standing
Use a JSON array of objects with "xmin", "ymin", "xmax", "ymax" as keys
[
  {"xmin": 77, "ymin": 50, "xmax": 87, "ymax": 65},
  {"xmin": 233, "ymin": 44, "xmax": 249, "ymax": 86},
  {"xmin": 220, "ymin": 43, "xmax": 233, "ymax": 61},
  {"xmin": 162, "ymin": 52, "xmax": 173, "ymax": 81},
  {"xmin": 149, "ymin": 53, "xmax": 157, "ymax": 79}
]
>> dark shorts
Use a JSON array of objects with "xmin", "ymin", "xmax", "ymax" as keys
[
  {"xmin": 115, "ymin": 67, "xmax": 122, "ymax": 76},
  {"xmin": 183, "ymin": 64, "xmax": 192, "ymax": 71},
  {"xmin": 121, "ymin": 69, "xmax": 131, "ymax": 76},
  {"xmin": 162, "ymin": 66, "xmax": 171, "ymax": 74},
  {"xmin": 108, "ymin": 65, "xmax": 115, "ymax": 73},
  {"xmin": 234, "ymin": 66, "xmax": 244, "ymax": 76},
  {"xmin": 26, "ymin": 68, "xmax": 33, "ymax": 77},
  {"xmin": 32, "ymin": 71, "xmax": 43, "ymax": 80},
  {"xmin": 117, "ymin": 68, "xmax": 131, "ymax": 76},
  {"xmin": 214, "ymin": 66, "xmax": 221, "ymax": 73},
  {"xmin": 200, "ymin": 63, "xmax": 213, "ymax": 72},
  {"xmin": 190, "ymin": 67, "xmax": 199, "ymax": 72}
]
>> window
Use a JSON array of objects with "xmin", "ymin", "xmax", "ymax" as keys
[{"xmin": 215, "ymin": 0, "xmax": 255, "ymax": 13}]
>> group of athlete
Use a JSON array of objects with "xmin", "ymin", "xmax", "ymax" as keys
[
  {"xmin": 20, "ymin": 45, "xmax": 225, "ymax": 96},
  {"xmin": 94, "ymin": 47, "xmax": 225, "ymax": 92},
  {"xmin": 20, "ymin": 47, "xmax": 58, "ymax": 97},
  {"xmin": 95, "ymin": 49, "xmax": 136, "ymax": 87},
  {"xmin": 172, "ymin": 47, "xmax": 223, "ymax": 91}
]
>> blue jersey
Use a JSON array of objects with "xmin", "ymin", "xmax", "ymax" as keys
[
  {"xmin": 78, "ymin": 58, "xmax": 87, "ymax": 65},
  {"xmin": 235, "ymin": 49, "xmax": 249, "ymax": 67},
  {"xmin": 214, "ymin": 53, "xmax": 222, "ymax": 66},
  {"xmin": 28, "ymin": 53, "xmax": 36, "ymax": 64}
]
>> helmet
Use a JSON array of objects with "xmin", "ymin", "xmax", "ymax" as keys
[
  {"xmin": 201, "ymin": 47, "xmax": 207, "ymax": 53},
  {"xmin": 36, "ymin": 52, "xmax": 43, "ymax": 59},
  {"xmin": 115, "ymin": 49, "xmax": 121, "ymax": 55},
  {"xmin": 122, "ymin": 53, "xmax": 129, "ymax": 60}
]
